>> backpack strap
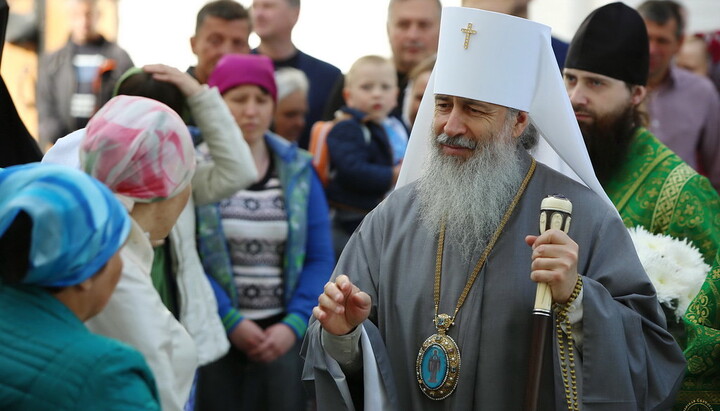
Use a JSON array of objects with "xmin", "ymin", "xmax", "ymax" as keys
[
  {"xmin": 308, "ymin": 112, "xmax": 370, "ymax": 187},
  {"xmin": 309, "ymin": 121, "xmax": 334, "ymax": 186}
]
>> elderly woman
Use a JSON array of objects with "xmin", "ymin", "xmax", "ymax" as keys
[
  {"xmin": 80, "ymin": 95, "xmax": 198, "ymax": 411},
  {"xmin": 194, "ymin": 54, "xmax": 334, "ymax": 410},
  {"xmin": 272, "ymin": 67, "xmax": 309, "ymax": 142},
  {"xmin": 0, "ymin": 163, "xmax": 159, "ymax": 410}
]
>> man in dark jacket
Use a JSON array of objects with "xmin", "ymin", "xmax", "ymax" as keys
[{"xmin": 36, "ymin": 0, "xmax": 133, "ymax": 150}]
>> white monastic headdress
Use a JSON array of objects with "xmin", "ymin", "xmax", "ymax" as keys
[{"xmin": 396, "ymin": 7, "xmax": 612, "ymax": 208}]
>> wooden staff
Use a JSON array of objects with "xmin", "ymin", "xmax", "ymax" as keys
[{"xmin": 524, "ymin": 195, "xmax": 573, "ymax": 410}]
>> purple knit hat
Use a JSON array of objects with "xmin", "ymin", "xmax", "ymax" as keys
[{"xmin": 208, "ymin": 54, "xmax": 277, "ymax": 102}]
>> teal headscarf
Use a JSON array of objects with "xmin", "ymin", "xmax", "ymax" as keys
[{"xmin": 0, "ymin": 163, "xmax": 131, "ymax": 287}]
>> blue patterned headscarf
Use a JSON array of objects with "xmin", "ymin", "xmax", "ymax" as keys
[{"xmin": 0, "ymin": 163, "xmax": 131, "ymax": 287}]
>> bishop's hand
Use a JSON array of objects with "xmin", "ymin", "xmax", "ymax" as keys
[
  {"xmin": 313, "ymin": 274, "xmax": 371, "ymax": 336},
  {"xmin": 525, "ymin": 229, "xmax": 580, "ymax": 304}
]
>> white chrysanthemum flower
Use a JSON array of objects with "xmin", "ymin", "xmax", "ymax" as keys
[{"xmin": 627, "ymin": 226, "xmax": 709, "ymax": 321}]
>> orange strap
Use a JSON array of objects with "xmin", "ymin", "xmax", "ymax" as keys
[{"xmin": 309, "ymin": 121, "xmax": 334, "ymax": 186}]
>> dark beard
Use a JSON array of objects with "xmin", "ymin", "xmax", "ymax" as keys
[{"xmin": 578, "ymin": 105, "xmax": 637, "ymax": 185}]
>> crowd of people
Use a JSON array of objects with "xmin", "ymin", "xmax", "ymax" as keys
[{"xmin": 2, "ymin": 0, "xmax": 720, "ymax": 410}]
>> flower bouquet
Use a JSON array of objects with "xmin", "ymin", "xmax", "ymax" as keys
[{"xmin": 627, "ymin": 226, "xmax": 709, "ymax": 323}]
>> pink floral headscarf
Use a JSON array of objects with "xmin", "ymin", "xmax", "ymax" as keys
[{"xmin": 80, "ymin": 95, "xmax": 196, "ymax": 203}]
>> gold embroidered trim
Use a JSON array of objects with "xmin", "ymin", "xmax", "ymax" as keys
[
  {"xmin": 651, "ymin": 163, "xmax": 695, "ymax": 233},
  {"xmin": 615, "ymin": 129, "xmax": 672, "ymax": 212},
  {"xmin": 676, "ymin": 390, "xmax": 720, "ymax": 405}
]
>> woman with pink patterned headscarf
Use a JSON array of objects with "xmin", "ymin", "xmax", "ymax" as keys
[
  {"xmin": 79, "ymin": 95, "xmax": 199, "ymax": 411},
  {"xmin": 80, "ymin": 94, "xmax": 196, "ymax": 204}
]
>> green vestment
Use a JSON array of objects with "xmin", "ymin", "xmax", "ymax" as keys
[
  {"xmin": 603, "ymin": 128, "xmax": 720, "ymax": 410},
  {"xmin": 682, "ymin": 251, "xmax": 720, "ymax": 409},
  {"xmin": 603, "ymin": 127, "xmax": 720, "ymax": 266}
]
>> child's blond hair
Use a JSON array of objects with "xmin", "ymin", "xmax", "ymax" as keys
[{"xmin": 345, "ymin": 55, "xmax": 396, "ymax": 88}]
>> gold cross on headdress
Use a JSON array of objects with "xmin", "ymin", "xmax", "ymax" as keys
[{"xmin": 461, "ymin": 23, "xmax": 477, "ymax": 49}]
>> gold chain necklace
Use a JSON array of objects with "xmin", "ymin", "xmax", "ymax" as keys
[{"xmin": 416, "ymin": 159, "xmax": 536, "ymax": 400}]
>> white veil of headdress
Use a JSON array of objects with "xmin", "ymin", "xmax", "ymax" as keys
[{"xmin": 396, "ymin": 7, "xmax": 613, "ymax": 210}]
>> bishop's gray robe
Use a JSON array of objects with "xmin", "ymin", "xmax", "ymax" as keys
[{"xmin": 301, "ymin": 153, "xmax": 686, "ymax": 410}]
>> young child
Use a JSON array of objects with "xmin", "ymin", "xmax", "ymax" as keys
[{"xmin": 326, "ymin": 55, "xmax": 407, "ymax": 257}]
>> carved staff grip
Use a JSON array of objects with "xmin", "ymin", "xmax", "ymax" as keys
[{"xmin": 534, "ymin": 195, "xmax": 573, "ymax": 314}]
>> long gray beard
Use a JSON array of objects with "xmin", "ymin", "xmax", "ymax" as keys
[{"xmin": 417, "ymin": 126, "xmax": 524, "ymax": 261}]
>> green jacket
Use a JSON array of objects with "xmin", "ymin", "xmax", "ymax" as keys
[{"xmin": 0, "ymin": 284, "xmax": 159, "ymax": 410}]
